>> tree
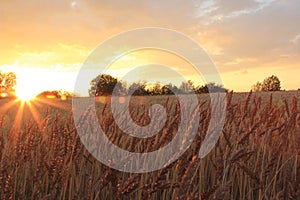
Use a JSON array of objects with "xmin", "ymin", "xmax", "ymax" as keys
[
  {"xmin": 128, "ymin": 81, "xmax": 148, "ymax": 96},
  {"xmin": 147, "ymin": 82, "xmax": 162, "ymax": 95},
  {"xmin": 179, "ymin": 80, "xmax": 195, "ymax": 94},
  {"xmin": 252, "ymin": 81, "xmax": 263, "ymax": 92},
  {"xmin": 37, "ymin": 90, "xmax": 74, "ymax": 99},
  {"xmin": 161, "ymin": 83, "xmax": 178, "ymax": 95},
  {"xmin": 37, "ymin": 90, "xmax": 61, "ymax": 99},
  {"xmin": 0, "ymin": 71, "xmax": 17, "ymax": 92},
  {"xmin": 252, "ymin": 75, "xmax": 281, "ymax": 92},
  {"xmin": 58, "ymin": 90, "xmax": 74, "ymax": 100},
  {"xmin": 195, "ymin": 83, "xmax": 227, "ymax": 94},
  {"xmin": 89, "ymin": 74, "xmax": 126, "ymax": 96},
  {"xmin": 262, "ymin": 75, "xmax": 281, "ymax": 91}
]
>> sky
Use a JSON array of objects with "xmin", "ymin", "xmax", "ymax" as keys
[{"xmin": 0, "ymin": 0, "xmax": 299, "ymax": 96}]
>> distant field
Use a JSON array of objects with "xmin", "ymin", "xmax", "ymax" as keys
[
  {"xmin": 1, "ymin": 90, "xmax": 300, "ymax": 130},
  {"xmin": 0, "ymin": 91, "xmax": 299, "ymax": 199}
]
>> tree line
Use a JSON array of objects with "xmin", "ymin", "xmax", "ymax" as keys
[
  {"xmin": 89, "ymin": 74, "xmax": 283, "ymax": 96},
  {"xmin": 89, "ymin": 74, "xmax": 228, "ymax": 96},
  {"xmin": 0, "ymin": 71, "xmax": 283, "ymax": 99}
]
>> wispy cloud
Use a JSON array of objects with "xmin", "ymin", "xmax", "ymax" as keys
[
  {"xmin": 290, "ymin": 33, "xmax": 300, "ymax": 44},
  {"xmin": 197, "ymin": 0, "xmax": 277, "ymax": 24}
]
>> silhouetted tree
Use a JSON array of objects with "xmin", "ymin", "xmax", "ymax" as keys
[
  {"xmin": 0, "ymin": 71, "xmax": 17, "ymax": 99},
  {"xmin": 58, "ymin": 90, "xmax": 74, "ymax": 99},
  {"xmin": 195, "ymin": 83, "xmax": 227, "ymax": 93},
  {"xmin": 147, "ymin": 82, "xmax": 162, "ymax": 95},
  {"xmin": 262, "ymin": 75, "xmax": 281, "ymax": 91},
  {"xmin": 252, "ymin": 75, "xmax": 281, "ymax": 92},
  {"xmin": 161, "ymin": 83, "xmax": 178, "ymax": 95},
  {"xmin": 128, "ymin": 81, "xmax": 148, "ymax": 96},
  {"xmin": 37, "ymin": 90, "xmax": 74, "ymax": 99},
  {"xmin": 89, "ymin": 74, "xmax": 126, "ymax": 96},
  {"xmin": 0, "ymin": 71, "xmax": 16, "ymax": 92},
  {"xmin": 179, "ymin": 80, "xmax": 195, "ymax": 94},
  {"xmin": 252, "ymin": 81, "xmax": 263, "ymax": 92},
  {"xmin": 37, "ymin": 90, "xmax": 61, "ymax": 98}
]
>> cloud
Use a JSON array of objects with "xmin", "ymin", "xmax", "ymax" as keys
[
  {"xmin": 204, "ymin": 0, "xmax": 300, "ymax": 71},
  {"xmin": 234, "ymin": 69, "xmax": 249, "ymax": 75},
  {"xmin": 195, "ymin": 0, "xmax": 277, "ymax": 24},
  {"xmin": 0, "ymin": 0, "xmax": 299, "ymax": 91},
  {"xmin": 290, "ymin": 33, "xmax": 300, "ymax": 44},
  {"xmin": 70, "ymin": 1, "xmax": 78, "ymax": 9}
]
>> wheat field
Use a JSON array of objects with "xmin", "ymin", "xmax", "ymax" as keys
[{"xmin": 0, "ymin": 91, "xmax": 299, "ymax": 199}]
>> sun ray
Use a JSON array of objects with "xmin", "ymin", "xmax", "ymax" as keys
[
  {"xmin": 29, "ymin": 99, "xmax": 43, "ymax": 110},
  {"xmin": 11, "ymin": 101, "xmax": 25, "ymax": 132},
  {"xmin": 26, "ymin": 101, "xmax": 43, "ymax": 130},
  {"xmin": 35, "ymin": 97, "xmax": 71, "ymax": 111},
  {"xmin": 0, "ymin": 99, "xmax": 19, "ymax": 112}
]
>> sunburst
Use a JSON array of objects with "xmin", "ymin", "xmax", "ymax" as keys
[
  {"xmin": 0, "ymin": 95, "xmax": 71, "ymax": 133},
  {"xmin": 15, "ymin": 85, "xmax": 38, "ymax": 102}
]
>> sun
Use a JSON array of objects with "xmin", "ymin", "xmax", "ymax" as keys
[{"xmin": 15, "ymin": 85, "xmax": 38, "ymax": 102}]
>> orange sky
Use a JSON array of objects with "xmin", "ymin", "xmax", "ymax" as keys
[{"xmin": 0, "ymin": 0, "xmax": 299, "ymax": 96}]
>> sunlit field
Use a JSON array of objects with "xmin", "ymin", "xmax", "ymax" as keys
[{"xmin": 0, "ymin": 91, "xmax": 299, "ymax": 199}]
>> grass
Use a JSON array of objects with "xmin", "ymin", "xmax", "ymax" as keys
[{"xmin": 0, "ymin": 91, "xmax": 299, "ymax": 199}]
